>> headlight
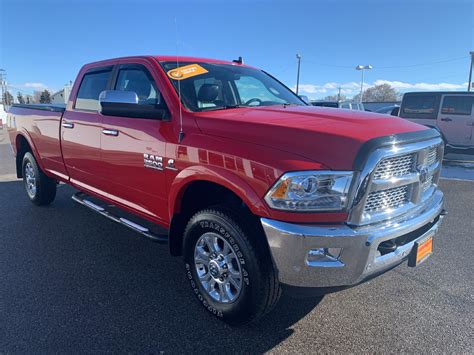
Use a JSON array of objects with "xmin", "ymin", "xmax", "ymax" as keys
[{"xmin": 264, "ymin": 171, "xmax": 353, "ymax": 212}]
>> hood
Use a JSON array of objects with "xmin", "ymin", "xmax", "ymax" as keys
[{"xmin": 194, "ymin": 105, "xmax": 426, "ymax": 170}]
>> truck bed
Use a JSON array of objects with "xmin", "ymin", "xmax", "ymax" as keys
[
  {"xmin": 8, "ymin": 103, "xmax": 68, "ymax": 180},
  {"xmin": 11, "ymin": 103, "xmax": 66, "ymax": 112}
]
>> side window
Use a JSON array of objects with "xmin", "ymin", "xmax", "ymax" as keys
[
  {"xmin": 75, "ymin": 68, "xmax": 112, "ymax": 111},
  {"xmin": 441, "ymin": 96, "xmax": 473, "ymax": 115},
  {"xmin": 235, "ymin": 76, "xmax": 285, "ymax": 104},
  {"xmin": 340, "ymin": 103, "xmax": 350, "ymax": 109},
  {"xmin": 402, "ymin": 95, "xmax": 437, "ymax": 117},
  {"xmin": 193, "ymin": 77, "xmax": 224, "ymax": 108},
  {"xmin": 115, "ymin": 67, "xmax": 162, "ymax": 106}
]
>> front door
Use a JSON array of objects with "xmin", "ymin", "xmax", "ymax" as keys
[
  {"xmin": 99, "ymin": 62, "xmax": 170, "ymax": 222},
  {"xmin": 62, "ymin": 65, "xmax": 114, "ymax": 194},
  {"xmin": 438, "ymin": 95, "xmax": 474, "ymax": 147}
]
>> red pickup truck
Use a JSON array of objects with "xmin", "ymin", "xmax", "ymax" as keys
[{"xmin": 7, "ymin": 56, "xmax": 445, "ymax": 325}]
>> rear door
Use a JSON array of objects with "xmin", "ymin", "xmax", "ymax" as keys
[
  {"xmin": 438, "ymin": 95, "xmax": 474, "ymax": 147},
  {"xmin": 99, "ymin": 61, "xmax": 170, "ymax": 222},
  {"xmin": 62, "ymin": 65, "xmax": 114, "ymax": 194}
]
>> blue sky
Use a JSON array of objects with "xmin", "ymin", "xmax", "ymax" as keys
[{"xmin": 1, "ymin": 0, "xmax": 473, "ymax": 99}]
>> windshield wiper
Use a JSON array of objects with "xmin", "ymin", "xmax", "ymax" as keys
[{"xmin": 200, "ymin": 105, "xmax": 242, "ymax": 112}]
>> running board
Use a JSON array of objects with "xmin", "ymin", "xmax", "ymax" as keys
[{"xmin": 72, "ymin": 192, "xmax": 168, "ymax": 243}]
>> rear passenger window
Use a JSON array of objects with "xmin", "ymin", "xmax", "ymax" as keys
[
  {"xmin": 75, "ymin": 68, "xmax": 112, "ymax": 111},
  {"xmin": 402, "ymin": 95, "xmax": 436, "ymax": 116},
  {"xmin": 441, "ymin": 96, "xmax": 473, "ymax": 115}
]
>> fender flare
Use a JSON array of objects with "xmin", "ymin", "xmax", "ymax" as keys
[
  {"xmin": 168, "ymin": 165, "xmax": 271, "ymax": 220},
  {"xmin": 14, "ymin": 130, "xmax": 47, "ymax": 177}
]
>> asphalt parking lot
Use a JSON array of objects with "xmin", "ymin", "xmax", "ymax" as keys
[{"xmin": 0, "ymin": 129, "xmax": 473, "ymax": 353}]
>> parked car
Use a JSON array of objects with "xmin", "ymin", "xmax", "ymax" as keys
[
  {"xmin": 376, "ymin": 105, "xmax": 400, "ymax": 116},
  {"xmin": 311, "ymin": 100, "xmax": 365, "ymax": 111},
  {"xmin": 7, "ymin": 56, "xmax": 445, "ymax": 325},
  {"xmin": 400, "ymin": 92, "xmax": 474, "ymax": 149}
]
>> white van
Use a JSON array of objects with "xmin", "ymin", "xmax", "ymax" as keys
[{"xmin": 399, "ymin": 92, "xmax": 474, "ymax": 149}]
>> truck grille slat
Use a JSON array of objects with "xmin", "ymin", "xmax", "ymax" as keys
[
  {"xmin": 364, "ymin": 186, "xmax": 410, "ymax": 212},
  {"xmin": 372, "ymin": 153, "xmax": 415, "ymax": 180},
  {"xmin": 425, "ymin": 147, "xmax": 438, "ymax": 166}
]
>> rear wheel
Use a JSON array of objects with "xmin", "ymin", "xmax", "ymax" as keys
[
  {"xmin": 22, "ymin": 152, "xmax": 56, "ymax": 205},
  {"xmin": 183, "ymin": 207, "xmax": 281, "ymax": 325}
]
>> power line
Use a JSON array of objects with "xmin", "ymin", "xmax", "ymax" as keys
[
  {"xmin": 376, "ymin": 56, "xmax": 468, "ymax": 69},
  {"xmin": 303, "ymin": 55, "xmax": 469, "ymax": 70}
]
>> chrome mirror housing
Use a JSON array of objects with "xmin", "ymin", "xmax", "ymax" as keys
[{"xmin": 99, "ymin": 90, "xmax": 139, "ymax": 105}]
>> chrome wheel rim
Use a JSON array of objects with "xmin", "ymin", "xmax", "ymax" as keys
[
  {"xmin": 25, "ymin": 162, "xmax": 37, "ymax": 198},
  {"xmin": 194, "ymin": 232, "xmax": 243, "ymax": 303}
]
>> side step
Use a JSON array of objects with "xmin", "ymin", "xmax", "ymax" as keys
[{"xmin": 72, "ymin": 192, "xmax": 168, "ymax": 243}]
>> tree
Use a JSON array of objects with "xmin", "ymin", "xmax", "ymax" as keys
[
  {"xmin": 323, "ymin": 94, "xmax": 346, "ymax": 102},
  {"xmin": 17, "ymin": 92, "xmax": 25, "ymax": 104},
  {"xmin": 2, "ymin": 91, "xmax": 14, "ymax": 105},
  {"xmin": 353, "ymin": 83, "xmax": 399, "ymax": 102},
  {"xmin": 39, "ymin": 90, "xmax": 51, "ymax": 104}
]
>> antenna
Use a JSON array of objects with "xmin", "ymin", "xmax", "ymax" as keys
[
  {"xmin": 175, "ymin": 18, "xmax": 185, "ymax": 143},
  {"xmin": 233, "ymin": 56, "xmax": 244, "ymax": 65}
]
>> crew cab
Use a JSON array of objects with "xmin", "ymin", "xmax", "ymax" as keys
[{"xmin": 7, "ymin": 56, "xmax": 445, "ymax": 325}]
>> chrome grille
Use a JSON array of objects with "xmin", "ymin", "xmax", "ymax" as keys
[
  {"xmin": 349, "ymin": 137, "xmax": 444, "ymax": 226},
  {"xmin": 364, "ymin": 186, "xmax": 410, "ymax": 212},
  {"xmin": 422, "ymin": 175, "xmax": 434, "ymax": 192},
  {"xmin": 372, "ymin": 153, "xmax": 415, "ymax": 179},
  {"xmin": 426, "ymin": 147, "xmax": 438, "ymax": 166}
]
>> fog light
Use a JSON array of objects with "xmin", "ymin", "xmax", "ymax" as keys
[{"xmin": 306, "ymin": 248, "xmax": 344, "ymax": 267}]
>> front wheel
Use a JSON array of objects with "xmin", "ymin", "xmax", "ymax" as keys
[
  {"xmin": 183, "ymin": 208, "xmax": 281, "ymax": 325},
  {"xmin": 22, "ymin": 152, "xmax": 56, "ymax": 206}
]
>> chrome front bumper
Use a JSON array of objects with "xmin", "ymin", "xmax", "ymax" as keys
[{"xmin": 261, "ymin": 190, "xmax": 445, "ymax": 288}]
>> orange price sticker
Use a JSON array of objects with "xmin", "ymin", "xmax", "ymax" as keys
[{"xmin": 167, "ymin": 64, "xmax": 208, "ymax": 80}]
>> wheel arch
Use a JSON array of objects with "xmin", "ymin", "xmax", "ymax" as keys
[
  {"xmin": 167, "ymin": 166, "xmax": 270, "ymax": 256},
  {"xmin": 15, "ymin": 132, "xmax": 41, "ymax": 178}
]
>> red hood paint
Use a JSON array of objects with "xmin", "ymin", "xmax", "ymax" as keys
[{"xmin": 194, "ymin": 105, "xmax": 426, "ymax": 170}]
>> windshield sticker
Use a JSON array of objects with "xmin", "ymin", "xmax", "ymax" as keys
[{"xmin": 167, "ymin": 64, "xmax": 208, "ymax": 80}]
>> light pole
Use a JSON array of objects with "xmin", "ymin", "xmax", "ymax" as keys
[
  {"xmin": 468, "ymin": 51, "xmax": 474, "ymax": 92},
  {"xmin": 355, "ymin": 65, "xmax": 372, "ymax": 103},
  {"xmin": 296, "ymin": 54, "xmax": 301, "ymax": 95}
]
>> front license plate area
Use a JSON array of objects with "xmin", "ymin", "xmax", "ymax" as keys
[{"xmin": 408, "ymin": 236, "xmax": 433, "ymax": 267}]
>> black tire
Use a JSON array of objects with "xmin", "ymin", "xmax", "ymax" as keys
[
  {"xmin": 183, "ymin": 207, "xmax": 281, "ymax": 325},
  {"xmin": 22, "ymin": 152, "xmax": 56, "ymax": 206}
]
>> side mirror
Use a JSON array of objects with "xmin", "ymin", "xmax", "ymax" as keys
[
  {"xmin": 299, "ymin": 95, "xmax": 310, "ymax": 104},
  {"xmin": 99, "ymin": 90, "xmax": 168, "ymax": 120}
]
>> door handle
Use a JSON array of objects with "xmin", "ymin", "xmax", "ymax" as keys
[
  {"xmin": 440, "ymin": 118, "xmax": 453, "ymax": 122},
  {"xmin": 62, "ymin": 122, "xmax": 74, "ymax": 129},
  {"xmin": 102, "ymin": 129, "xmax": 119, "ymax": 137}
]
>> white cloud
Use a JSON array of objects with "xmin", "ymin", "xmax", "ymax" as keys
[
  {"xmin": 295, "ymin": 80, "xmax": 468, "ymax": 99},
  {"xmin": 23, "ymin": 82, "xmax": 48, "ymax": 89},
  {"xmin": 373, "ymin": 80, "xmax": 467, "ymax": 91}
]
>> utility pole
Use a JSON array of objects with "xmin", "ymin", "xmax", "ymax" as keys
[
  {"xmin": 468, "ymin": 51, "xmax": 474, "ymax": 92},
  {"xmin": 337, "ymin": 87, "xmax": 342, "ymax": 102},
  {"xmin": 296, "ymin": 53, "xmax": 301, "ymax": 95}
]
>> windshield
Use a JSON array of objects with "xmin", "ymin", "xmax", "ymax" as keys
[{"xmin": 160, "ymin": 61, "xmax": 305, "ymax": 112}]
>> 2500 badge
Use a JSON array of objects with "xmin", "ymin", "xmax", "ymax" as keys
[{"xmin": 144, "ymin": 154, "xmax": 177, "ymax": 171}]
